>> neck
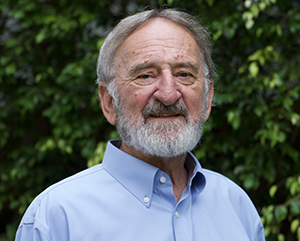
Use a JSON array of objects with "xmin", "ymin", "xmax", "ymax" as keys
[{"xmin": 120, "ymin": 142, "xmax": 189, "ymax": 202}]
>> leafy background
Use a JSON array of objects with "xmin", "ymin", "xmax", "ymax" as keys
[{"xmin": 0, "ymin": 0, "xmax": 299, "ymax": 240}]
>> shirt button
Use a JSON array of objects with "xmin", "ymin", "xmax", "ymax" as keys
[
  {"xmin": 175, "ymin": 211, "xmax": 180, "ymax": 218},
  {"xmin": 160, "ymin": 176, "xmax": 166, "ymax": 183},
  {"xmin": 144, "ymin": 197, "xmax": 149, "ymax": 203}
]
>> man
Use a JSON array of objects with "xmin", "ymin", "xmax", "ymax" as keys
[{"xmin": 15, "ymin": 9, "xmax": 265, "ymax": 241}]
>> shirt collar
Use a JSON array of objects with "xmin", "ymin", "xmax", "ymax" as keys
[
  {"xmin": 102, "ymin": 140, "xmax": 206, "ymax": 207},
  {"xmin": 185, "ymin": 152, "xmax": 206, "ymax": 200}
]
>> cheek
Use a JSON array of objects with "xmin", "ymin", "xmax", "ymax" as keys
[
  {"xmin": 120, "ymin": 87, "xmax": 152, "ymax": 113},
  {"xmin": 181, "ymin": 89, "xmax": 205, "ymax": 116},
  {"xmin": 132, "ymin": 89, "xmax": 151, "ymax": 108},
  {"xmin": 189, "ymin": 99, "xmax": 203, "ymax": 115}
]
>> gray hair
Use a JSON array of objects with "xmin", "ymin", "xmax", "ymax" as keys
[{"xmin": 96, "ymin": 9, "xmax": 216, "ymax": 100}]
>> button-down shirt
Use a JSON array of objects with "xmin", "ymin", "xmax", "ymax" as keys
[{"xmin": 15, "ymin": 140, "xmax": 265, "ymax": 241}]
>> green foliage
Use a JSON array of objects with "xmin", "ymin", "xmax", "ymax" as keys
[
  {"xmin": 0, "ymin": 0, "xmax": 299, "ymax": 240},
  {"xmin": 0, "ymin": 0, "xmax": 117, "ymax": 239}
]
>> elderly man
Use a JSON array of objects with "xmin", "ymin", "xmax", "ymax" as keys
[{"xmin": 15, "ymin": 9, "xmax": 265, "ymax": 241}]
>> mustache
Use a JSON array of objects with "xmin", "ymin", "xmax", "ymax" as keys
[{"xmin": 142, "ymin": 101, "xmax": 189, "ymax": 121}]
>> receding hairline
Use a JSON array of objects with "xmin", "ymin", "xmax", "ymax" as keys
[
  {"xmin": 114, "ymin": 16, "xmax": 204, "ymax": 62},
  {"xmin": 118, "ymin": 16, "xmax": 200, "ymax": 42}
]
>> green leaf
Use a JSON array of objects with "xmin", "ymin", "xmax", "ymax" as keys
[
  {"xmin": 270, "ymin": 73, "xmax": 282, "ymax": 88},
  {"xmin": 283, "ymin": 98, "xmax": 293, "ymax": 111},
  {"xmin": 264, "ymin": 226, "xmax": 271, "ymax": 237},
  {"xmin": 242, "ymin": 11, "xmax": 253, "ymax": 21},
  {"xmin": 213, "ymin": 30, "xmax": 222, "ymax": 41},
  {"xmin": 269, "ymin": 185, "xmax": 277, "ymax": 198},
  {"xmin": 5, "ymin": 38, "xmax": 18, "ymax": 48},
  {"xmin": 35, "ymin": 29, "xmax": 47, "ymax": 44},
  {"xmin": 35, "ymin": 73, "xmax": 43, "ymax": 83},
  {"xmin": 5, "ymin": 63, "xmax": 16, "ymax": 75},
  {"xmin": 291, "ymin": 113, "xmax": 300, "ymax": 126},
  {"xmin": 259, "ymin": 2, "xmax": 266, "ymax": 10},
  {"xmin": 244, "ymin": 0, "xmax": 252, "ymax": 8},
  {"xmin": 256, "ymin": 27, "xmax": 263, "ymax": 37},
  {"xmin": 249, "ymin": 62, "xmax": 259, "ymax": 77},
  {"xmin": 227, "ymin": 109, "xmax": 241, "ymax": 130},
  {"xmin": 97, "ymin": 39, "xmax": 105, "ymax": 49},
  {"xmin": 243, "ymin": 175, "xmax": 255, "ymax": 190},
  {"xmin": 278, "ymin": 233, "xmax": 285, "ymax": 241},
  {"xmin": 275, "ymin": 206, "xmax": 288, "ymax": 222},
  {"xmin": 245, "ymin": 19, "xmax": 255, "ymax": 29},
  {"xmin": 291, "ymin": 219, "xmax": 300, "ymax": 233},
  {"xmin": 250, "ymin": 4, "xmax": 260, "ymax": 18},
  {"xmin": 290, "ymin": 182, "xmax": 299, "ymax": 196},
  {"xmin": 276, "ymin": 24, "xmax": 282, "ymax": 36}
]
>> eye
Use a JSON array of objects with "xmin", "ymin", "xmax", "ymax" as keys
[
  {"xmin": 133, "ymin": 72, "xmax": 157, "ymax": 86},
  {"xmin": 175, "ymin": 71, "xmax": 196, "ymax": 85},
  {"xmin": 178, "ymin": 72, "xmax": 189, "ymax": 77},
  {"xmin": 140, "ymin": 74, "xmax": 150, "ymax": 79}
]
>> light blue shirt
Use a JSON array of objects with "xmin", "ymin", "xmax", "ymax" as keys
[{"xmin": 16, "ymin": 140, "xmax": 265, "ymax": 241}]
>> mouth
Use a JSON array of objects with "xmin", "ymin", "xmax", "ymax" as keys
[
  {"xmin": 150, "ymin": 113, "xmax": 181, "ymax": 118},
  {"xmin": 148, "ymin": 112, "xmax": 184, "ymax": 121},
  {"xmin": 142, "ymin": 101, "xmax": 189, "ymax": 122}
]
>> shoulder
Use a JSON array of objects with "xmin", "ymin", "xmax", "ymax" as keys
[
  {"xmin": 200, "ymin": 168, "xmax": 260, "ymax": 215},
  {"xmin": 20, "ymin": 164, "xmax": 106, "ymax": 225},
  {"xmin": 202, "ymin": 168, "xmax": 247, "ymax": 196},
  {"xmin": 200, "ymin": 168, "xmax": 262, "ymax": 224}
]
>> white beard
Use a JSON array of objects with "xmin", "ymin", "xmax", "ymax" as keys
[{"xmin": 115, "ymin": 100, "xmax": 207, "ymax": 158}]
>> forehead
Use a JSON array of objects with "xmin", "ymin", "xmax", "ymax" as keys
[{"xmin": 115, "ymin": 18, "xmax": 201, "ymax": 66}]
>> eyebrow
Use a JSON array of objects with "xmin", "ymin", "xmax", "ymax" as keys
[
  {"xmin": 129, "ymin": 61, "xmax": 200, "ymax": 77},
  {"xmin": 129, "ymin": 62, "xmax": 160, "ymax": 77},
  {"xmin": 170, "ymin": 62, "xmax": 199, "ymax": 74}
]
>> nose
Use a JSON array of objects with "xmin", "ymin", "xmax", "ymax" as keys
[{"xmin": 153, "ymin": 71, "xmax": 182, "ymax": 106}]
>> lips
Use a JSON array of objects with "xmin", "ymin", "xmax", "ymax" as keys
[{"xmin": 150, "ymin": 113, "xmax": 181, "ymax": 118}]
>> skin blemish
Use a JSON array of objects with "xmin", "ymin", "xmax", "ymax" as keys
[{"xmin": 144, "ymin": 59, "xmax": 149, "ymax": 63}]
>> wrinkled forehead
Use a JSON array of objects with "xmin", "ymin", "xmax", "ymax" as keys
[{"xmin": 115, "ymin": 18, "xmax": 202, "ymax": 65}]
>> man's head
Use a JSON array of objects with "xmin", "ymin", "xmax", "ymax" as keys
[{"xmin": 97, "ymin": 9, "xmax": 215, "ymax": 158}]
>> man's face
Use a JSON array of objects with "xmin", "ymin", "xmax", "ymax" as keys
[{"xmin": 103, "ymin": 18, "xmax": 213, "ymax": 157}]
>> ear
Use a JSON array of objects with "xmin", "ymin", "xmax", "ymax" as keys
[
  {"xmin": 205, "ymin": 80, "xmax": 214, "ymax": 121},
  {"xmin": 98, "ymin": 82, "xmax": 117, "ymax": 125}
]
